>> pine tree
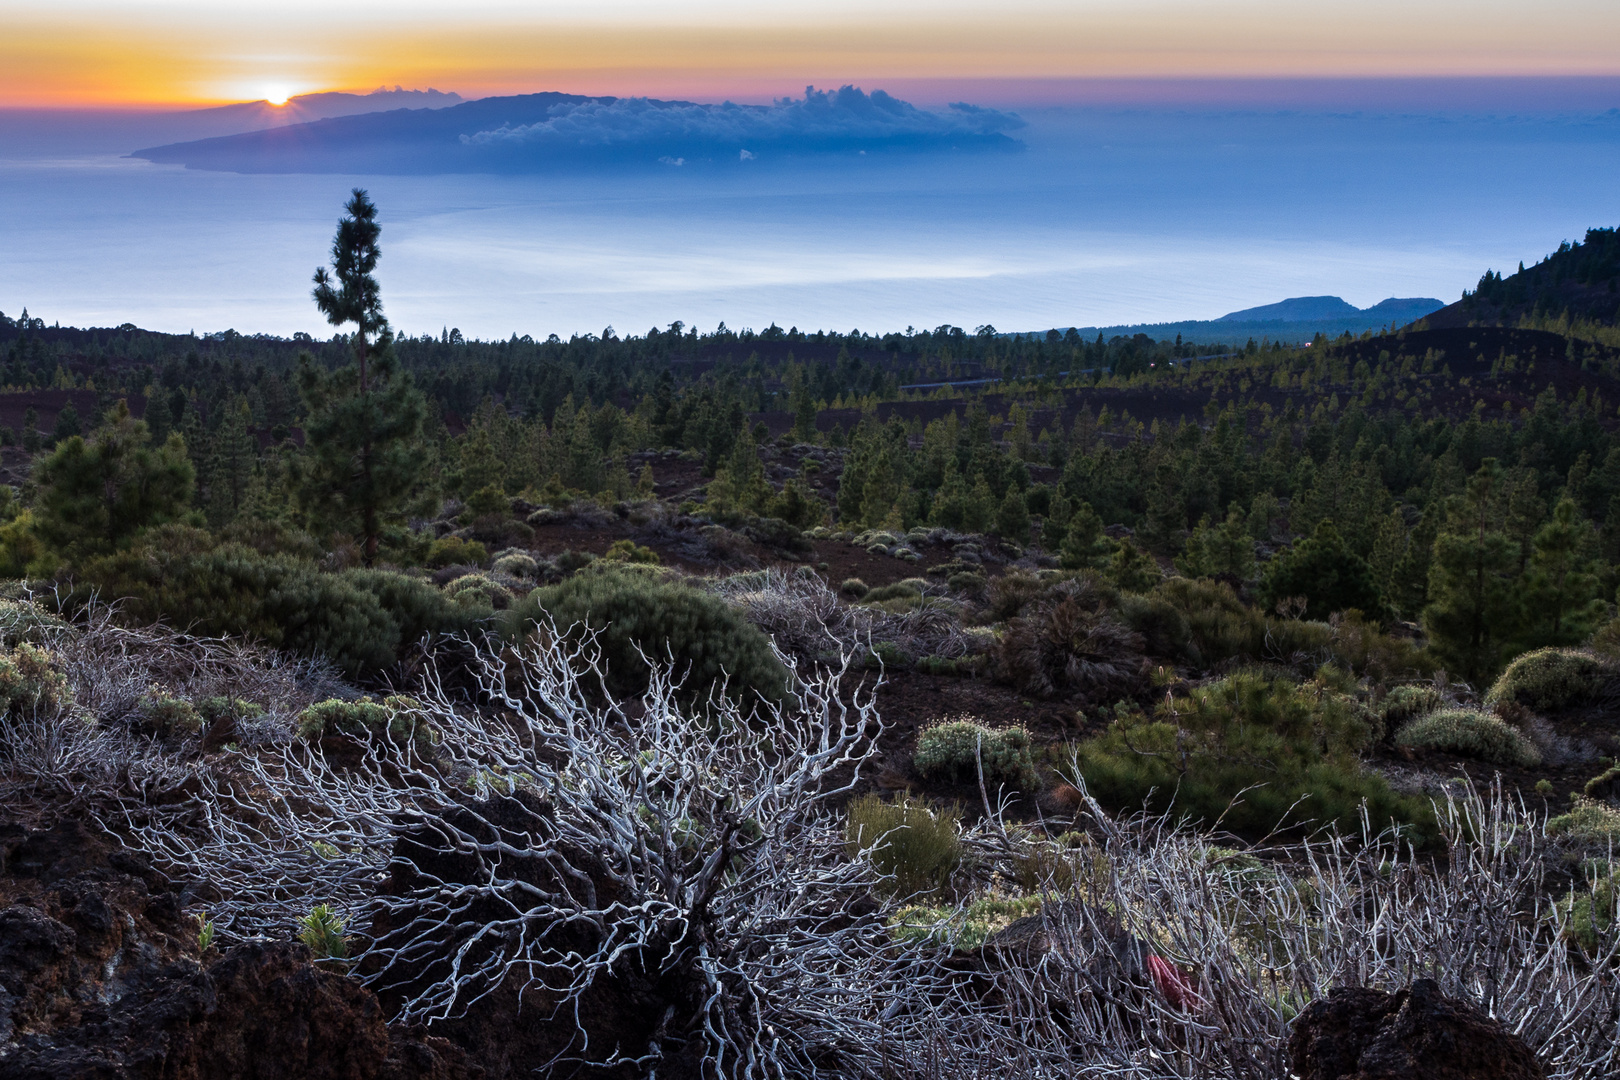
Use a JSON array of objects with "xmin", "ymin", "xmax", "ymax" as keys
[
  {"xmin": 1422, "ymin": 459, "xmax": 1522, "ymax": 684},
  {"xmin": 996, "ymin": 487, "xmax": 1030, "ymax": 543},
  {"xmin": 1060, "ymin": 500, "xmax": 1113, "ymax": 569},
  {"xmin": 296, "ymin": 190, "xmax": 427, "ymax": 563},
  {"xmin": 962, "ymin": 477, "xmax": 997, "ymax": 534},
  {"xmin": 207, "ymin": 397, "xmax": 257, "ymax": 527},
  {"xmin": 31, "ymin": 400, "xmax": 194, "ymax": 561},
  {"xmin": 1519, "ymin": 497, "xmax": 1604, "ymax": 647},
  {"xmin": 51, "ymin": 404, "xmax": 80, "ymax": 446},
  {"xmin": 1176, "ymin": 506, "xmax": 1256, "ymax": 580}
]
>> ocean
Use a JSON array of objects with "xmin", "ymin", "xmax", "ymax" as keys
[{"xmin": 1, "ymin": 98, "xmax": 1616, "ymax": 340}]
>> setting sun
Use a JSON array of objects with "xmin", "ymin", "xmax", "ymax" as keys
[{"xmin": 264, "ymin": 86, "xmax": 290, "ymax": 105}]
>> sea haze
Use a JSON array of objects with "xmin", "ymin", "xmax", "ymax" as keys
[{"xmin": 0, "ymin": 83, "xmax": 1617, "ymax": 340}]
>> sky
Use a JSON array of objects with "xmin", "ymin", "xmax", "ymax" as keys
[{"xmin": 4, "ymin": 0, "xmax": 1620, "ymax": 107}]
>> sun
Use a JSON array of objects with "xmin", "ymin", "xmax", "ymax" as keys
[{"xmin": 264, "ymin": 87, "xmax": 291, "ymax": 106}]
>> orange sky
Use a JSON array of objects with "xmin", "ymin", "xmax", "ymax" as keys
[{"xmin": 4, "ymin": 1, "xmax": 1619, "ymax": 107}]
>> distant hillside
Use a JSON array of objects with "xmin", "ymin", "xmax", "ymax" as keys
[
  {"xmin": 131, "ymin": 87, "xmax": 1024, "ymax": 174},
  {"xmin": 1065, "ymin": 295, "xmax": 1444, "ymax": 346},
  {"xmin": 1425, "ymin": 226, "xmax": 1620, "ymax": 329}
]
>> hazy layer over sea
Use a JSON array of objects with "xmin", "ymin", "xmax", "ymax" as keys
[{"xmin": 1, "ymin": 84, "xmax": 1617, "ymax": 340}]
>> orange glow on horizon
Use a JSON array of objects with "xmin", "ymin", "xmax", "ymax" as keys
[{"xmin": 3, "ymin": 4, "xmax": 1619, "ymax": 109}]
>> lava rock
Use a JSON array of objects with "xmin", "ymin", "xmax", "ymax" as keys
[{"xmin": 1288, "ymin": 978, "xmax": 1546, "ymax": 1080}]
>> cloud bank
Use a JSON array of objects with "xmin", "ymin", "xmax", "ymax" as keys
[
  {"xmin": 463, "ymin": 86, "xmax": 1022, "ymax": 157},
  {"xmin": 132, "ymin": 87, "xmax": 1024, "ymax": 174}
]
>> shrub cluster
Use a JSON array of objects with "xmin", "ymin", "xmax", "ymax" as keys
[
  {"xmin": 1075, "ymin": 671, "xmax": 1429, "ymax": 840},
  {"xmin": 0, "ymin": 642, "xmax": 70, "ymax": 715},
  {"xmin": 1393, "ymin": 708, "xmax": 1542, "ymax": 767},
  {"xmin": 77, "ymin": 531, "xmax": 484, "ymax": 674},
  {"xmin": 913, "ymin": 718, "xmax": 1039, "ymax": 791},
  {"xmin": 504, "ymin": 567, "xmax": 786, "ymax": 704}
]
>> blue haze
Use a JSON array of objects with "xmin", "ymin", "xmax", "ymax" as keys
[{"xmin": 0, "ymin": 88, "xmax": 1616, "ymax": 340}]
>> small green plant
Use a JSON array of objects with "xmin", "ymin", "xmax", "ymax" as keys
[
  {"xmin": 602, "ymin": 539, "xmax": 660, "ymax": 564},
  {"xmin": 1536, "ymin": 779, "xmax": 1556, "ymax": 795},
  {"xmin": 844, "ymin": 794, "xmax": 962, "ymax": 897},
  {"xmin": 1486, "ymin": 648, "xmax": 1610, "ymax": 714},
  {"xmin": 197, "ymin": 696, "xmax": 265, "ymax": 726},
  {"xmin": 838, "ymin": 577, "xmax": 869, "ymax": 600},
  {"xmin": 295, "ymin": 695, "xmax": 437, "ymax": 750},
  {"xmin": 1394, "ymin": 708, "xmax": 1541, "ymax": 767},
  {"xmin": 426, "ymin": 534, "xmax": 488, "ymax": 569},
  {"xmin": 443, "ymin": 573, "xmax": 512, "ymax": 609},
  {"xmin": 1555, "ymin": 864, "xmax": 1617, "ymax": 953},
  {"xmin": 889, "ymin": 894, "xmax": 1044, "ymax": 950},
  {"xmin": 914, "ymin": 719, "xmax": 1039, "ymax": 791},
  {"xmin": 135, "ymin": 692, "xmax": 202, "ymax": 736},
  {"xmin": 195, "ymin": 912, "xmax": 216, "ymax": 955},
  {"xmin": 297, "ymin": 904, "xmax": 350, "ymax": 965}
]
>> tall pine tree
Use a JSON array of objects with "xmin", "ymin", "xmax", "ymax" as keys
[{"xmin": 295, "ymin": 190, "xmax": 427, "ymax": 563}]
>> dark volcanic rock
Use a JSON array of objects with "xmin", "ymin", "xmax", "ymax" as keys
[
  {"xmin": 0, "ymin": 818, "xmax": 478, "ymax": 1080},
  {"xmin": 1288, "ymin": 979, "xmax": 1546, "ymax": 1080}
]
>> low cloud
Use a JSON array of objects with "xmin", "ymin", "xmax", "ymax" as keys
[{"xmin": 462, "ymin": 86, "xmax": 1023, "ymax": 161}]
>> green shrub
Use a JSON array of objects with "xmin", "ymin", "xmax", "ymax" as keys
[
  {"xmin": 78, "ymin": 542, "xmax": 484, "ymax": 675},
  {"xmin": 946, "ymin": 571, "xmax": 986, "ymax": 594},
  {"xmin": 863, "ymin": 581, "xmax": 922, "ymax": 605},
  {"xmin": 844, "ymin": 794, "xmax": 962, "ymax": 897},
  {"xmin": 218, "ymin": 519, "xmax": 323, "ymax": 561},
  {"xmin": 295, "ymin": 694, "xmax": 436, "ymax": 750},
  {"xmin": 1264, "ymin": 617, "xmax": 1336, "ymax": 661},
  {"xmin": 444, "ymin": 573, "xmax": 513, "ymax": 609},
  {"xmin": 890, "ymin": 894, "xmax": 1043, "ymax": 950},
  {"xmin": 555, "ymin": 549, "xmax": 597, "ymax": 574},
  {"xmin": 0, "ymin": 643, "xmax": 70, "ymax": 715},
  {"xmin": 426, "ymin": 535, "xmax": 487, "ymax": 569},
  {"xmin": 1549, "ymin": 798, "xmax": 1620, "ymax": 843},
  {"xmin": 341, "ymin": 568, "xmax": 487, "ymax": 645},
  {"xmin": 1117, "ymin": 593, "xmax": 1192, "ymax": 659},
  {"xmin": 134, "ymin": 692, "xmax": 202, "ymax": 736},
  {"xmin": 492, "ymin": 552, "xmax": 540, "ymax": 578},
  {"xmin": 1485, "ymin": 648, "xmax": 1610, "ymax": 714},
  {"xmin": 0, "ymin": 597, "xmax": 71, "ymax": 647},
  {"xmin": 1379, "ymin": 684, "xmax": 1442, "ymax": 729},
  {"xmin": 1556, "ymin": 866, "xmax": 1617, "ymax": 953},
  {"xmin": 503, "ymin": 568, "xmax": 786, "ymax": 704},
  {"xmin": 602, "ymin": 539, "xmax": 660, "ymax": 564},
  {"xmin": 1075, "ymin": 672, "xmax": 1429, "ymax": 841},
  {"xmin": 1156, "ymin": 577, "xmax": 1264, "ymax": 666},
  {"xmin": 838, "ymin": 577, "xmax": 869, "ymax": 599},
  {"xmin": 1394, "ymin": 708, "xmax": 1542, "ymax": 767},
  {"xmin": 1584, "ymin": 765, "xmax": 1620, "ymax": 800},
  {"xmin": 914, "ymin": 719, "xmax": 1039, "ymax": 791},
  {"xmin": 197, "ymin": 696, "xmax": 264, "ymax": 726},
  {"xmin": 460, "ymin": 484, "xmax": 510, "ymax": 520}
]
